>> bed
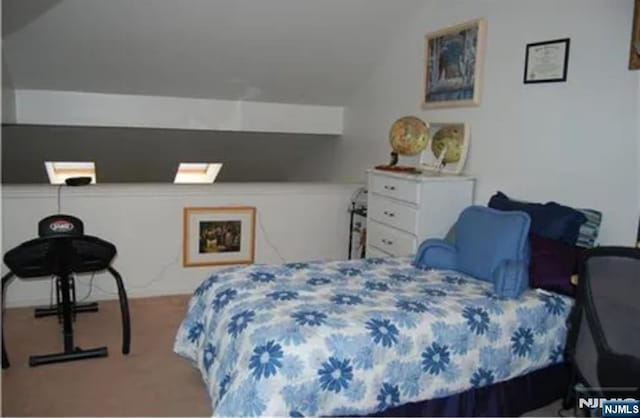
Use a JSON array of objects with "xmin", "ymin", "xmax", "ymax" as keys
[{"xmin": 174, "ymin": 256, "xmax": 572, "ymax": 417}]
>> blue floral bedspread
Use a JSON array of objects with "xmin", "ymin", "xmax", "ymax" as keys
[{"xmin": 174, "ymin": 257, "xmax": 572, "ymax": 417}]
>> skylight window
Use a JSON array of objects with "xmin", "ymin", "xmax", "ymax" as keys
[
  {"xmin": 174, "ymin": 163, "xmax": 222, "ymax": 184},
  {"xmin": 44, "ymin": 161, "xmax": 96, "ymax": 185}
]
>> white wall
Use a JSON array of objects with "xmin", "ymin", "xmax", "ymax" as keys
[
  {"xmin": 2, "ymin": 183, "xmax": 359, "ymax": 307},
  {"xmin": 338, "ymin": 0, "xmax": 638, "ymax": 245}
]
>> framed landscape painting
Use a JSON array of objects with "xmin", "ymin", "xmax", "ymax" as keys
[
  {"xmin": 423, "ymin": 18, "xmax": 487, "ymax": 109},
  {"xmin": 183, "ymin": 206, "xmax": 256, "ymax": 267}
]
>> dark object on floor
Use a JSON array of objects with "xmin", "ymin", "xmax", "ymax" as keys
[
  {"xmin": 564, "ymin": 247, "xmax": 640, "ymax": 411},
  {"xmin": 2, "ymin": 214, "xmax": 130, "ymax": 368},
  {"xmin": 367, "ymin": 362, "xmax": 569, "ymax": 417}
]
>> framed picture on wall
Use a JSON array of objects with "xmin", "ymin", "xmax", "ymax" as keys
[
  {"xmin": 523, "ymin": 38, "xmax": 570, "ymax": 83},
  {"xmin": 630, "ymin": 0, "xmax": 640, "ymax": 70},
  {"xmin": 423, "ymin": 18, "xmax": 487, "ymax": 109},
  {"xmin": 183, "ymin": 206, "xmax": 256, "ymax": 267}
]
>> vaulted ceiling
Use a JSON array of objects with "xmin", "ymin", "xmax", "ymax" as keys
[
  {"xmin": 3, "ymin": 0, "xmax": 426, "ymax": 105},
  {"xmin": 2, "ymin": 0, "xmax": 428, "ymax": 183}
]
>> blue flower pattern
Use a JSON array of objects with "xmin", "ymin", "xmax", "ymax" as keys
[
  {"xmin": 175, "ymin": 257, "xmax": 572, "ymax": 416},
  {"xmin": 462, "ymin": 306, "xmax": 491, "ymax": 335},
  {"xmin": 331, "ymin": 293, "xmax": 363, "ymax": 305},
  {"xmin": 228, "ymin": 310, "xmax": 256, "ymax": 337},
  {"xmin": 318, "ymin": 357, "xmax": 353, "ymax": 393},
  {"xmin": 307, "ymin": 277, "xmax": 331, "ymax": 286},
  {"xmin": 203, "ymin": 343, "xmax": 216, "ymax": 371},
  {"xmin": 249, "ymin": 340, "xmax": 284, "ymax": 379},
  {"xmin": 540, "ymin": 293, "xmax": 567, "ymax": 316},
  {"xmin": 267, "ymin": 290, "xmax": 299, "ymax": 301},
  {"xmin": 421, "ymin": 342, "xmax": 451, "ymax": 375},
  {"xmin": 377, "ymin": 383, "xmax": 401, "ymax": 410},
  {"xmin": 292, "ymin": 310, "xmax": 327, "ymax": 327},
  {"xmin": 366, "ymin": 318, "xmax": 400, "ymax": 347},
  {"xmin": 250, "ymin": 271, "xmax": 276, "ymax": 282},
  {"xmin": 187, "ymin": 322, "xmax": 204, "ymax": 343},
  {"xmin": 511, "ymin": 327, "xmax": 535, "ymax": 357},
  {"xmin": 365, "ymin": 281, "xmax": 389, "ymax": 292},
  {"xmin": 396, "ymin": 299, "xmax": 429, "ymax": 313},
  {"xmin": 470, "ymin": 368, "xmax": 495, "ymax": 387},
  {"xmin": 213, "ymin": 288, "xmax": 237, "ymax": 312}
]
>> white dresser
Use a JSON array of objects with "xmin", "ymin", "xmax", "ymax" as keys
[{"xmin": 366, "ymin": 169, "xmax": 475, "ymax": 258}]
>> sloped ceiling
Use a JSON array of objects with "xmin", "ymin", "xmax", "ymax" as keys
[
  {"xmin": 2, "ymin": 0, "xmax": 428, "ymax": 183},
  {"xmin": 2, "ymin": 0, "xmax": 426, "ymax": 105}
]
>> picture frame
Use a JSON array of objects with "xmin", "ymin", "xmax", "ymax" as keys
[
  {"xmin": 183, "ymin": 206, "xmax": 256, "ymax": 267},
  {"xmin": 630, "ymin": 0, "xmax": 640, "ymax": 70},
  {"xmin": 523, "ymin": 38, "xmax": 570, "ymax": 83},
  {"xmin": 423, "ymin": 18, "xmax": 487, "ymax": 109}
]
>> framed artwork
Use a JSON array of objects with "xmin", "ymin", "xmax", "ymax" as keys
[
  {"xmin": 524, "ymin": 38, "xmax": 570, "ymax": 83},
  {"xmin": 423, "ymin": 18, "xmax": 487, "ymax": 109},
  {"xmin": 631, "ymin": 0, "xmax": 640, "ymax": 70},
  {"xmin": 183, "ymin": 206, "xmax": 256, "ymax": 267}
]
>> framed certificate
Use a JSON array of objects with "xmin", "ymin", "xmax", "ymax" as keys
[{"xmin": 523, "ymin": 38, "xmax": 570, "ymax": 83}]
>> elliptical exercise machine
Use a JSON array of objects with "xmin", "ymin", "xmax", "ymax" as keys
[{"xmin": 2, "ymin": 177, "xmax": 130, "ymax": 367}]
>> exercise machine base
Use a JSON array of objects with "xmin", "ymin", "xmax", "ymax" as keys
[{"xmin": 29, "ymin": 346, "xmax": 108, "ymax": 367}]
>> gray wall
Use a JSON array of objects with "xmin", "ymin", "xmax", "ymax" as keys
[{"xmin": 1, "ymin": 125, "xmax": 342, "ymax": 183}]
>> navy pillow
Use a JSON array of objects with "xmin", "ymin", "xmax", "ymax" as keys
[{"xmin": 488, "ymin": 191, "xmax": 587, "ymax": 245}]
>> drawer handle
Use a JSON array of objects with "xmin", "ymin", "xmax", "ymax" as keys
[
  {"xmin": 383, "ymin": 185, "xmax": 396, "ymax": 191},
  {"xmin": 383, "ymin": 211, "xmax": 395, "ymax": 218},
  {"xmin": 381, "ymin": 239, "xmax": 394, "ymax": 246}
]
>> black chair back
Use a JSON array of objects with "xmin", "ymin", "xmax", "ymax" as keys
[{"xmin": 567, "ymin": 247, "xmax": 640, "ymax": 399}]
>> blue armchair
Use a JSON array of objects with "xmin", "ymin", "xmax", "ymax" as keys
[{"xmin": 414, "ymin": 205, "xmax": 532, "ymax": 298}]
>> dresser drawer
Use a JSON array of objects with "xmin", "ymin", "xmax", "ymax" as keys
[
  {"xmin": 370, "ymin": 174, "xmax": 420, "ymax": 204},
  {"xmin": 369, "ymin": 196, "xmax": 418, "ymax": 234},
  {"xmin": 367, "ymin": 221, "xmax": 417, "ymax": 256}
]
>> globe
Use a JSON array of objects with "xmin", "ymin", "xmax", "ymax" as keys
[
  {"xmin": 431, "ymin": 125, "xmax": 464, "ymax": 163},
  {"xmin": 389, "ymin": 116, "xmax": 429, "ymax": 156}
]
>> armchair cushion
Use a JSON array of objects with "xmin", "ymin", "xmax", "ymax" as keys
[{"xmin": 414, "ymin": 205, "xmax": 532, "ymax": 298}]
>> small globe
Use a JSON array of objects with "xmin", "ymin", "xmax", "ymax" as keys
[
  {"xmin": 431, "ymin": 125, "xmax": 464, "ymax": 163},
  {"xmin": 389, "ymin": 116, "xmax": 429, "ymax": 156}
]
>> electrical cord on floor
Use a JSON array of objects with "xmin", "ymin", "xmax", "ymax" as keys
[{"xmin": 257, "ymin": 212, "xmax": 286, "ymax": 263}]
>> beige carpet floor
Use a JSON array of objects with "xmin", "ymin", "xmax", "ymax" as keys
[
  {"xmin": 2, "ymin": 294, "xmax": 211, "ymax": 417},
  {"xmin": 1, "ymin": 294, "xmax": 567, "ymax": 417}
]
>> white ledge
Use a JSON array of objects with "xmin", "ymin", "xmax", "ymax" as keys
[
  {"xmin": 2, "ymin": 183, "xmax": 361, "ymax": 199},
  {"xmin": 14, "ymin": 90, "xmax": 344, "ymax": 135}
]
